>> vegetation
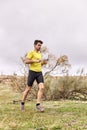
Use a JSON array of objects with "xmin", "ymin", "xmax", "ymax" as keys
[
  {"xmin": 44, "ymin": 75, "xmax": 87, "ymax": 100},
  {"xmin": 0, "ymin": 73, "xmax": 87, "ymax": 101},
  {"xmin": 0, "ymin": 83, "xmax": 87, "ymax": 130}
]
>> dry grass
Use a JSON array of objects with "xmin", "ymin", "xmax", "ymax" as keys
[{"xmin": 0, "ymin": 80, "xmax": 87, "ymax": 130}]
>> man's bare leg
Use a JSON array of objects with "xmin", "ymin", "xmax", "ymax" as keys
[
  {"xmin": 20, "ymin": 86, "xmax": 31, "ymax": 110},
  {"xmin": 37, "ymin": 83, "xmax": 44, "ymax": 103},
  {"xmin": 22, "ymin": 86, "xmax": 31, "ymax": 102},
  {"xmin": 36, "ymin": 83, "xmax": 44, "ymax": 112}
]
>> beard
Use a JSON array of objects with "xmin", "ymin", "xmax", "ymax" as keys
[{"xmin": 37, "ymin": 48, "xmax": 41, "ymax": 51}]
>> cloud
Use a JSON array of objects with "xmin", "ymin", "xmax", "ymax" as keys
[{"xmin": 0, "ymin": 0, "xmax": 87, "ymax": 74}]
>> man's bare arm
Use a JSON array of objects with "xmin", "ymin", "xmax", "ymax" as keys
[
  {"xmin": 22, "ymin": 58, "xmax": 41, "ymax": 64},
  {"xmin": 41, "ymin": 59, "xmax": 48, "ymax": 65}
]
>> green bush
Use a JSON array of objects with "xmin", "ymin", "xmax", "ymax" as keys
[{"xmin": 44, "ymin": 75, "xmax": 87, "ymax": 100}]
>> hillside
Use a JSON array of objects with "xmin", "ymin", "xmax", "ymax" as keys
[{"xmin": 0, "ymin": 78, "xmax": 87, "ymax": 130}]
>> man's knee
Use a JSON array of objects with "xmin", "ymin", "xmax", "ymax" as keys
[
  {"xmin": 39, "ymin": 83, "xmax": 44, "ymax": 90},
  {"xmin": 25, "ymin": 86, "xmax": 31, "ymax": 93}
]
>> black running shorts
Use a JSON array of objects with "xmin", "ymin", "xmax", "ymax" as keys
[{"xmin": 27, "ymin": 70, "xmax": 44, "ymax": 87}]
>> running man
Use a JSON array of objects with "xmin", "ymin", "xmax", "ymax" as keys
[{"xmin": 20, "ymin": 40, "xmax": 48, "ymax": 112}]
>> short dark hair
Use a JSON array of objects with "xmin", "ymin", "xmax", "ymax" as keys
[{"xmin": 34, "ymin": 40, "xmax": 43, "ymax": 45}]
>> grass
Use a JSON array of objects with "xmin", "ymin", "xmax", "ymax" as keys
[{"xmin": 0, "ymin": 84, "xmax": 87, "ymax": 130}]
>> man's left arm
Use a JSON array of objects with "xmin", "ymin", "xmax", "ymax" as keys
[{"xmin": 41, "ymin": 59, "xmax": 49, "ymax": 66}]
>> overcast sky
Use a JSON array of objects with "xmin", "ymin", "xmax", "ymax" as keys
[{"xmin": 0, "ymin": 0, "xmax": 87, "ymax": 75}]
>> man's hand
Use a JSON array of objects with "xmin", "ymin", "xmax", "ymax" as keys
[{"xmin": 41, "ymin": 59, "xmax": 49, "ymax": 65}]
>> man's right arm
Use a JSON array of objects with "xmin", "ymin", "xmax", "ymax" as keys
[{"xmin": 22, "ymin": 58, "xmax": 41, "ymax": 64}]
